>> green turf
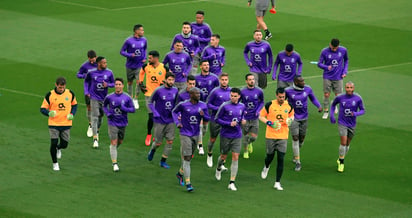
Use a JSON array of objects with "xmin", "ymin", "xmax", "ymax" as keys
[{"xmin": 0, "ymin": 0, "xmax": 411, "ymax": 217}]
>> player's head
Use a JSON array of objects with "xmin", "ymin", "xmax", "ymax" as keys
[
  {"xmin": 200, "ymin": 60, "xmax": 209, "ymax": 74},
  {"xmin": 210, "ymin": 34, "xmax": 220, "ymax": 47},
  {"xmin": 148, "ymin": 50, "xmax": 160, "ymax": 65},
  {"xmin": 294, "ymin": 76, "xmax": 305, "ymax": 88},
  {"xmin": 115, "ymin": 77, "xmax": 124, "ymax": 94},
  {"xmin": 345, "ymin": 81, "xmax": 355, "ymax": 95},
  {"xmin": 165, "ymin": 72, "xmax": 175, "ymax": 88},
  {"xmin": 96, "ymin": 56, "xmax": 107, "ymax": 70},
  {"xmin": 245, "ymin": 73, "xmax": 255, "ymax": 88},
  {"xmin": 219, "ymin": 72, "xmax": 229, "ymax": 88},
  {"xmin": 253, "ymin": 30, "xmax": 263, "ymax": 42},
  {"xmin": 276, "ymin": 87, "xmax": 286, "ymax": 105},
  {"xmin": 196, "ymin": 10, "xmax": 205, "ymax": 24},
  {"xmin": 189, "ymin": 87, "xmax": 201, "ymax": 102},
  {"xmin": 55, "ymin": 77, "xmax": 66, "ymax": 93},
  {"xmin": 186, "ymin": 75, "xmax": 196, "ymax": 90},
  {"xmin": 133, "ymin": 24, "xmax": 144, "ymax": 37},
  {"xmin": 182, "ymin": 21, "xmax": 191, "ymax": 35},
  {"xmin": 230, "ymin": 87, "xmax": 241, "ymax": 104},
  {"xmin": 330, "ymin": 38, "xmax": 340, "ymax": 51},
  {"xmin": 87, "ymin": 50, "xmax": 97, "ymax": 63},
  {"xmin": 285, "ymin": 44, "xmax": 294, "ymax": 56},
  {"xmin": 173, "ymin": 40, "xmax": 184, "ymax": 53}
]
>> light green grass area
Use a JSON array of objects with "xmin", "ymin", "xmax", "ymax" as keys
[{"xmin": 0, "ymin": 0, "xmax": 411, "ymax": 217}]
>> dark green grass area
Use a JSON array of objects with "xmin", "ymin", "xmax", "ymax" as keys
[{"xmin": 0, "ymin": 0, "xmax": 411, "ymax": 217}]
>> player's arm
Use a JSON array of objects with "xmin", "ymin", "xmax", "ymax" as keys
[
  {"xmin": 171, "ymin": 103, "xmax": 182, "ymax": 126},
  {"xmin": 120, "ymin": 41, "xmax": 132, "ymax": 58},
  {"xmin": 40, "ymin": 92, "xmax": 52, "ymax": 117},
  {"xmin": 202, "ymin": 105, "xmax": 211, "ymax": 123},
  {"xmin": 272, "ymin": 55, "xmax": 280, "ymax": 80},
  {"xmin": 106, "ymin": 74, "xmax": 115, "ymax": 88},
  {"xmin": 121, "ymin": 97, "xmax": 136, "ymax": 113},
  {"xmin": 69, "ymin": 90, "xmax": 78, "ymax": 117},
  {"xmin": 84, "ymin": 73, "xmax": 91, "ymax": 96},
  {"xmin": 221, "ymin": 48, "xmax": 226, "ymax": 66},
  {"xmin": 317, "ymin": 52, "xmax": 328, "ymax": 70},
  {"xmin": 183, "ymin": 53, "xmax": 192, "ymax": 76},
  {"xmin": 353, "ymin": 98, "xmax": 365, "ymax": 117},
  {"xmin": 215, "ymin": 106, "xmax": 231, "ymax": 126},
  {"xmin": 206, "ymin": 91, "xmax": 219, "ymax": 111},
  {"xmin": 343, "ymin": 50, "xmax": 349, "ymax": 76},
  {"xmin": 102, "ymin": 96, "xmax": 112, "ymax": 117},
  {"xmin": 148, "ymin": 92, "xmax": 160, "ymax": 117},
  {"xmin": 297, "ymin": 56, "xmax": 303, "ymax": 76},
  {"xmin": 243, "ymin": 45, "xmax": 252, "ymax": 66},
  {"xmin": 308, "ymin": 89, "xmax": 322, "ymax": 110},
  {"xmin": 267, "ymin": 46, "xmax": 273, "ymax": 74},
  {"xmin": 329, "ymin": 97, "xmax": 339, "ymax": 123},
  {"xmin": 76, "ymin": 65, "xmax": 86, "ymax": 79}
]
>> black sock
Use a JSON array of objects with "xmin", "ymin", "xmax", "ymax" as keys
[
  {"xmin": 339, "ymin": 158, "xmax": 344, "ymax": 164},
  {"xmin": 229, "ymin": 180, "xmax": 235, "ymax": 184},
  {"xmin": 147, "ymin": 113, "xmax": 153, "ymax": 135},
  {"xmin": 265, "ymin": 29, "xmax": 270, "ymax": 35},
  {"xmin": 161, "ymin": 157, "xmax": 167, "ymax": 162}
]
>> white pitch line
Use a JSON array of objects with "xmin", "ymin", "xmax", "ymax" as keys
[
  {"xmin": 48, "ymin": 0, "xmax": 110, "ymax": 10},
  {"xmin": 267, "ymin": 61, "xmax": 412, "ymax": 85},
  {"xmin": 1, "ymin": 62, "xmax": 411, "ymax": 100},
  {"xmin": 49, "ymin": 0, "xmax": 207, "ymax": 11},
  {"xmin": 111, "ymin": 0, "xmax": 208, "ymax": 11}
]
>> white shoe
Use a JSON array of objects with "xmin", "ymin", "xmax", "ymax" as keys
[
  {"xmin": 274, "ymin": 182, "xmax": 283, "ymax": 191},
  {"xmin": 207, "ymin": 155, "xmax": 213, "ymax": 167},
  {"xmin": 322, "ymin": 112, "xmax": 329, "ymax": 119},
  {"xmin": 228, "ymin": 183, "xmax": 237, "ymax": 191},
  {"xmin": 56, "ymin": 149, "xmax": 62, "ymax": 159},
  {"xmin": 133, "ymin": 99, "xmax": 139, "ymax": 109},
  {"xmin": 93, "ymin": 139, "xmax": 99, "ymax": 148},
  {"xmin": 215, "ymin": 169, "xmax": 221, "ymax": 181},
  {"xmin": 220, "ymin": 165, "xmax": 228, "ymax": 172},
  {"xmin": 53, "ymin": 163, "xmax": 60, "ymax": 171},
  {"xmin": 87, "ymin": 125, "xmax": 93, "ymax": 137},
  {"xmin": 198, "ymin": 147, "xmax": 204, "ymax": 155},
  {"xmin": 261, "ymin": 166, "xmax": 270, "ymax": 179},
  {"xmin": 113, "ymin": 163, "xmax": 119, "ymax": 172}
]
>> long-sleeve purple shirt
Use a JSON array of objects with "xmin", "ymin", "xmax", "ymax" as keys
[
  {"xmin": 273, "ymin": 51, "xmax": 303, "ymax": 82},
  {"xmin": 243, "ymin": 40, "xmax": 273, "ymax": 74},
  {"xmin": 170, "ymin": 34, "xmax": 201, "ymax": 57},
  {"xmin": 76, "ymin": 60, "xmax": 97, "ymax": 79},
  {"xmin": 191, "ymin": 22, "xmax": 212, "ymax": 51},
  {"xmin": 120, "ymin": 36, "xmax": 147, "ymax": 69},
  {"xmin": 201, "ymin": 45, "xmax": 226, "ymax": 76},
  {"xmin": 285, "ymin": 85, "xmax": 321, "ymax": 121},
  {"xmin": 172, "ymin": 100, "xmax": 210, "ymax": 137},
  {"xmin": 207, "ymin": 86, "xmax": 231, "ymax": 120},
  {"xmin": 149, "ymin": 85, "xmax": 179, "ymax": 124},
  {"xmin": 195, "ymin": 73, "xmax": 220, "ymax": 101},
  {"xmin": 240, "ymin": 86, "xmax": 265, "ymax": 120},
  {"xmin": 84, "ymin": 69, "xmax": 115, "ymax": 101},
  {"xmin": 317, "ymin": 46, "xmax": 349, "ymax": 80},
  {"xmin": 330, "ymin": 93, "xmax": 365, "ymax": 128},
  {"xmin": 215, "ymin": 101, "xmax": 246, "ymax": 139},
  {"xmin": 162, "ymin": 51, "xmax": 192, "ymax": 82},
  {"xmin": 103, "ymin": 92, "xmax": 135, "ymax": 127}
]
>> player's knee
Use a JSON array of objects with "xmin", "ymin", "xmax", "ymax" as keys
[
  {"xmin": 249, "ymin": 135, "xmax": 257, "ymax": 143},
  {"xmin": 210, "ymin": 137, "xmax": 216, "ymax": 143},
  {"xmin": 324, "ymin": 92, "xmax": 330, "ymax": 98},
  {"xmin": 59, "ymin": 139, "xmax": 68, "ymax": 149},
  {"xmin": 183, "ymin": 156, "xmax": 192, "ymax": 161},
  {"xmin": 292, "ymin": 135, "xmax": 299, "ymax": 141}
]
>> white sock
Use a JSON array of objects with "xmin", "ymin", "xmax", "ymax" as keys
[
  {"xmin": 110, "ymin": 145, "xmax": 117, "ymax": 163},
  {"xmin": 292, "ymin": 140, "xmax": 300, "ymax": 163}
]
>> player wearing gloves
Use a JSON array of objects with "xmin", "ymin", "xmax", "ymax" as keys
[
  {"xmin": 330, "ymin": 81, "xmax": 365, "ymax": 172},
  {"xmin": 40, "ymin": 77, "xmax": 77, "ymax": 171},
  {"xmin": 103, "ymin": 78, "xmax": 136, "ymax": 172},
  {"xmin": 259, "ymin": 87, "xmax": 294, "ymax": 190}
]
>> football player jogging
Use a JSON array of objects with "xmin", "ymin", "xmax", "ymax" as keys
[
  {"xmin": 248, "ymin": 0, "xmax": 276, "ymax": 40},
  {"xmin": 273, "ymin": 44, "xmax": 303, "ymax": 89},
  {"xmin": 163, "ymin": 40, "xmax": 192, "ymax": 90},
  {"xmin": 120, "ymin": 24, "xmax": 147, "ymax": 109},
  {"xmin": 201, "ymin": 34, "xmax": 225, "ymax": 76},
  {"xmin": 317, "ymin": 38, "xmax": 349, "ymax": 119},
  {"xmin": 173, "ymin": 87, "xmax": 210, "ymax": 192},
  {"xmin": 191, "ymin": 10, "xmax": 213, "ymax": 75},
  {"xmin": 285, "ymin": 76, "xmax": 322, "ymax": 171},
  {"xmin": 103, "ymin": 78, "xmax": 136, "ymax": 172},
  {"xmin": 206, "ymin": 72, "xmax": 231, "ymax": 168},
  {"xmin": 214, "ymin": 88, "xmax": 246, "ymax": 191},
  {"xmin": 76, "ymin": 50, "xmax": 97, "ymax": 137},
  {"xmin": 240, "ymin": 73, "xmax": 264, "ymax": 159},
  {"xmin": 147, "ymin": 72, "xmax": 179, "ymax": 169},
  {"xmin": 195, "ymin": 60, "xmax": 220, "ymax": 154},
  {"xmin": 84, "ymin": 56, "xmax": 115, "ymax": 148},
  {"xmin": 170, "ymin": 21, "xmax": 201, "ymax": 75},
  {"xmin": 330, "ymin": 81, "xmax": 365, "ymax": 173},
  {"xmin": 244, "ymin": 30, "xmax": 273, "ymax": 89},
  {"xmin": 259, "ymin": 88, "xmax": 294, "ymax": 191},
  {"xmin": 40, "ymin": 77, "xmax": 77, "ymax": 171},
  {"xmin": 139, "ymin": 50, "xmax": 168, "ymax": 146}
]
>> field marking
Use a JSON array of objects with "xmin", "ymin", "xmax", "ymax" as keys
[
  {"xmin": 267, "ymin": 61, "xmax": 412, "ymax": 85},
  {"xmin": 1, "ymin": 61, "xmax": 411, "ymax": 102},
  {"xmin": 49, "ymin": 0, "xmax": 207, "ymax": 11},
  {"xmin": 48, "ymin": 0, "xmax": 110, "ymax": 10}
]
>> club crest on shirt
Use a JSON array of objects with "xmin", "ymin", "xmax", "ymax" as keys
[
  {"xmin": 65, "ymin": 97, "xmax": 69, "ymax": 101},
  {"xmin": 284, "ymin": 109, "xmax": 288, "ymax": 113},
  {"xmin": 132, "ymin": 44, "xmax": 135, "ymax": 48},
  {"xmin": 352, "ymin": 101, "xmax": 356, "ymax": 106}
]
